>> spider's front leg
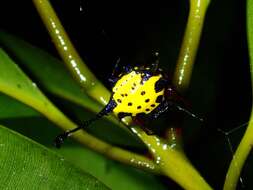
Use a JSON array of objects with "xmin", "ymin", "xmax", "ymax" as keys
[{"xmin": 54, "ymin": 99, "xmax": 117, "ymax": 148}]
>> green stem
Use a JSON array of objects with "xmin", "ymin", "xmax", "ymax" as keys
[
  {"xmin": 72, "ymin": 129, "xmax": 161, "ymax": 174},
  {"xmin": 130, "ymin": 126, "xmax": 212, "ymax": 190},
  {"xmin": 223, "ymin": 0, "xmax": 253, "ymax": 188},
  {"xmin": 161, "ymin": 0, "xmax": 212, "ymax": 189},
  {"xmin": 169, "ymin": 0, "xmax": 210, "ymax": 153},
  {"xmin": 173, "ymin": 0, "xmax": 210, "ymax": 92},
  {"xmin": 165, "ymin": 0, "xmax": 211, "ymax": 156},
  {"xmin": 223, "ymin": 111, "xmax": 253, "ymax": 190},
  {"xmin": 32, "ymin": 0, "xmax": 133, "ymax": 134},
  {"xmin": 32, "ymin": 0, "xmax": 111, "ymax": 105}
]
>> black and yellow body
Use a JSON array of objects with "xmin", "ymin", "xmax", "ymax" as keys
[
  {"xmin": 54, "ymin": 54, "xmax": 201, "ymax": 148},
  {"xmin": 112, "ymin": 70, "xmax": 165, "ymax": 118}
]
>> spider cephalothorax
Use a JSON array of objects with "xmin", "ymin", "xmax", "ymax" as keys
[{"xmin": 54, "ymin": 53, "xmax": 201, "ymax": 147}]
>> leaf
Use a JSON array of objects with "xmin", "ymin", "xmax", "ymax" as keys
[
  {"xmin": 0, "ymin": 48, "xmax": 76, "ymax": 131},
  {"xmin": 0, "ymin": 31, "xmax": 143, "ymax": 148},
  {"xmin": 0, "ymin": 93, "xmax": 39, "ymax": 119},
  {"xmin": 57, "ymin": 144, "xmax": 167, "ymax": 190},
  {"xmin": 0, "ymin": 30, "xmax": 101, "ymax": 114},
  {"xmin": 0, "ymin": 125, "xmax": 110, "ymax": 190},
  {"xmin": 0, "ymin": 95, "xmax": 167, "ymax": 190}
]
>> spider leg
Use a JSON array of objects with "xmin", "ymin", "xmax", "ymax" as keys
[
  {"xmin": 115, "ymin": 112, "xmax": 155, "ymax": 135},
  {"xmin": 149, "ymin": 98, "xmax": 203, "ymax": 122},
  {"xmin": 108, "ymin": 57, "xmax": 132, "ymax": 86},
  {"xmin": 54, "ymin": 99, "xmax": 117, "ymax": 148},
  {"xmin": 134, "ymin": 51, "xmax": 160, "ymax": 75},
  {"xmin": 173, "ymin": 104, "xmax": 203, "ymax": 121},
  {"xmin": 132, "ymin": 114, "xmax": 155, "ymax": 135},
  {"xmin": 149, "ymin": 100, "xmax": 170, "ymax": 119},
  {"xmin": 164, "ymin": 87, "xmax": 203, "ymax": 121},
  {"xmin": 108, "ymin": 57, "xmax": 121, "ymax": 86},
  {"xmin": 149, "ymin": 51, "xmax": 160, "ymax": 73}
]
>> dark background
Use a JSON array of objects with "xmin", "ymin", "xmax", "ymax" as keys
[{"xmin": 0, "ymin": 0, "xmax": 252, "ymax": 189}]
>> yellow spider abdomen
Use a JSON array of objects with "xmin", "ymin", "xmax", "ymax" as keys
[{"xmin": 112, "ymin": 71, "xmax": 164, "ymax": 117}]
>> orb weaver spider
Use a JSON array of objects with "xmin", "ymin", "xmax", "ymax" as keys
[{"xmin": 54, "ymin": 52, "xmax": 202, "ymax": 148}]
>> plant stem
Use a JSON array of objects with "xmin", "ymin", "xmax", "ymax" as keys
[
  {"xmin": 130, "ymin": 126, "xmax": 212, "ymax": 190},
  {"xmin": 173, "ymin": 0, "xmax": 210, "ymax": 92},
  {"xmin": 165, "ymin": 0, "xmax": 212, "ymax": 189},
  {"xmin": 165, "ymin": 0, "xmax": 211, "ymax": 159},
  {"xmin": 72, "ymin": 129, "xmax": 161, "ymax": 174},
  {"xmin": 32, "ymin": 0, "xmax": 111, "ymax": 106},
  {"xmin": 223, "ymin": 0, "xmax": 253, "ymax": 188},
  {"xmin": 170, "ymin": 0, "xmax": 210, "ymax": 146},
  {"xmin": 32, "ymin": 0, "xmax": 133, "ymax": 134},
  {"xmin": 223, "ymin": 111, "xmax": 253, "ymax": 190}
]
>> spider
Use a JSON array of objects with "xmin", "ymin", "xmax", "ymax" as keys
[{"xmin": 54, "ymin": 52, "xmax": 202, "ymax": 148}]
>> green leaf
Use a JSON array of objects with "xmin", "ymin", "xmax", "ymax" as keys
[
  {"xmin": 0, "ymin": 93, "xmax": 39, "ymax": 119},
  {"xmin": 0, "ymin": 30, "xmax": 101, "ymax": 114},
  {"xmin": 1, "ymin": 117, "xmax": 168, "ymax": 190},
  {"xmin": 0, "ymin": 48, "xmax": 76, "ymax": 131},
  {"xmin": 57, "ymin": 144, "xmax": 167, "ymax": 190},
  {"xmin": 0, "ymin": 30, "xmax": 143, "ymax": 148},
  {"xmin": 0, "ymin": 125, "xmax": 110, "ymax": 190}
]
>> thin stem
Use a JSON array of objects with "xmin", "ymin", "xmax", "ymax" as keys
[
  {"xmin": 32, "ymin": 0, "xmax": 111, "ymax": 106},
  {"xmin": 130, "ymin": 126, "xmax": 212, "ymax": 190},
  {"xmin": 161, "ymin": 0, "xmax": 212, "ymax": 189},
  {"xmin": 173, "ymin": 0, "xmax": 210, "ymax": 92},
  {"xmin": 72, "ymin": 129, "xmax": 160, "ymax": 174},
  {"xmin": 223, "ymin": 0, "xmax": 253, "ymax": 188},
  {"xmin": 223, "ymin": 111, "xmax": 253, "ymax": 190},
  {"xmin": 165, "ymin": 0, "xmax": 211, "ymax": 156},
  {"xmin": 169, "ymin": 0, "xmax": 210, "ymax": 149},
  {"xmin": 32, "ymin": 0, "xmax": 132, "ymax": 134},
  {"xmin": 170, "ymin": 0, "xmax": 210, "ymax": 161}
]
